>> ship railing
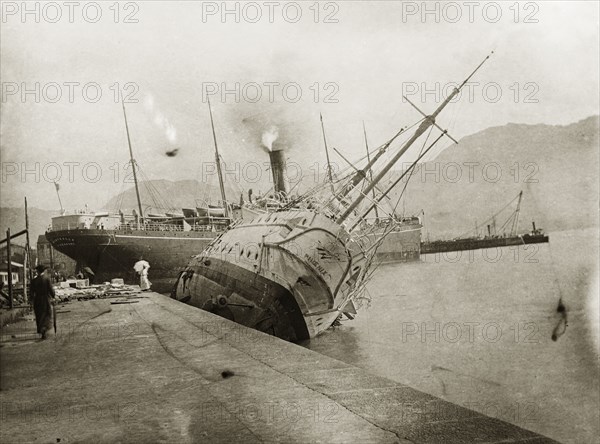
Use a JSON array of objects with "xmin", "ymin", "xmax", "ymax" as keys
[
  {"xmin": 190, "ymin": 225, "xmax": 221, "ymax": 232},
  {"xmin": 48, "ymin": 220, "xmax": 228, "ymax": 233},
  {"xmin": 115, "ymin": 223, "xmax": 184, "ymax": 231},
  {"xmin": 362, "ymin": 216, "xmax": 418, "ymax": 224},
  {"xmin": 355, "ymin": 217, "xmax": 402, "ymax": 231},
  {"xmin": 113, "ymin": 222, "xmax": 226, "ymax": 232}
]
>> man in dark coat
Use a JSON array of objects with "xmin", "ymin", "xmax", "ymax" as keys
[{"xmin": 31, "ymin": 265, "xmax": 55, "ymax": 340}]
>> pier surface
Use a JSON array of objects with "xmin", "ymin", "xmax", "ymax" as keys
[{"xmin": 1, "ymin": 292, "xmax": 557, "ymax": 443}]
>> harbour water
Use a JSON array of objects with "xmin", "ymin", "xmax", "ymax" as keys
[{"xmin": 304, "ymin": 228, "xmax": 599, "ymax": 444}]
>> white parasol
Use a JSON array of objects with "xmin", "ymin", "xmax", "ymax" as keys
[{"xmin": 133, "ymin": 260, "xmax": 150, "ymax": 273}]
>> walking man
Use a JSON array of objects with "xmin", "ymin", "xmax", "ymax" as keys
[{"xmin": 31, "ymin": 265, "xmax": 55, "ymax": 340}]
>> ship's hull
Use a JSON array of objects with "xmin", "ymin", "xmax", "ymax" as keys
[
  {"xmin": 174, "ymin": 256, "xmax": 310, "ymax": 341},
  {"xmin": 173, "ymin": 210, "xmax": 369, "ymax": 341},
  {"xmin": 421, "ymin": 236, "xmax": 526, "ymax": 255},
  {"xmin": 45, "ymin": 228, "xmax": 220, "ymax": 292},
  {"xmin": 521, "ymin": 234, "xmax": 549, "ymax": 244},
  {"xmin": 368, "ymin": 223, "xmax": 422, "ymax": 262}
]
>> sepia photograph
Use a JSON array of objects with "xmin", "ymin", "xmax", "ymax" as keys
[{"xmin": 1, "ymin": 1, "xmax": 598, "ymax": 443}]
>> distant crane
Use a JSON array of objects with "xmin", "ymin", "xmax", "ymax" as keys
[
  {"xmin": 457, "ymin": 190, "xmax": 525, "ymax": 239},
  {"xmin": 510, "ymin": 191, "xmax": 523, "ymax": 236}
]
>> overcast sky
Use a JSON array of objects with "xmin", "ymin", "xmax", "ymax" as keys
[{"xmin": 1, "ymin": 1, "xmax": 598, "ymax": 211}]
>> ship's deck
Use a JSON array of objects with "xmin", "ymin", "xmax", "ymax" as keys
[{"xmin": 0, "ymin": 293, "xmax": 557, "ymax": 443}]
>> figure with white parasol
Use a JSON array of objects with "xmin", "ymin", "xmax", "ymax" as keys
[{"xmin": 134, "ymin": 259, "xmax": 152, "ymax": 291}]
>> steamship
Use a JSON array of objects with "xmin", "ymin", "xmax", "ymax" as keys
[
  {"xmin": 172, "ymin": 54, "xmax": 492, "ymax": 340},
  {"xmin": 45, "ymin": 208, "xmax": 232, "ymax": 293},
  {"xmin": 420, "ymin": 192, "xmax": 549, "ymax": 255},
  {"xmin": 45, "ymin": 100, "xmax": 235, "ymax": 293}
]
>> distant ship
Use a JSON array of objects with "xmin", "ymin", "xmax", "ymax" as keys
[
  {"xmin": 46, "ymin": 100, "xmax": 234, "ymax": 293},
  {"xmin": 420, "ymin": 191, "xmax": 549, "ymax": 255},
  {"xmin": 172, "ymin": 54, "xmax": 492, "ymax": 340},
  {"xmin": 521, "ymin": 221, "xmax": 549, "ymax": 244},
  {"xmin": 368, "ymin": 216, "xmax": 422, "ymax": 262}
]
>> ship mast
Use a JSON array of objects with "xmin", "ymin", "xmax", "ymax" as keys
[
  {"xmin": 511, "ymin": 190, "xmax": 523, "ymax": 236},
  {"xmin": 320, "ymin": 113, "xmax": 335, "ymax": 192},
  {"xmin": 362, "ymin": 121, "xmax": 379, "ymax": 220},
  {"xmin": 349, "ymin": 132, "xmax": 445, "ymax": 231},
  {"xmin": 337, "ymin": 125, "xmax": 406, "ymax": 200},
  {"xmin": 121, "ymin": 99, "xmax": 144, "ymax": 225},
  {"xmin": 207, "ymin": 97, "xmax": 229, "ymax": 217},
  {"xmin": 337, "ymin": 52, "xmax": 492, "ymax": 225}
]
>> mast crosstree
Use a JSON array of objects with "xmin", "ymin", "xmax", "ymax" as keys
[{"xmin": 336, "ymin": 52, "xmax": 493, "ymax": 225}]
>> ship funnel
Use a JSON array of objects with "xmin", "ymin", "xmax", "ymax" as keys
[{"xmin": 268, "ymin": 145, "xmax": 287, "ymax": 195}]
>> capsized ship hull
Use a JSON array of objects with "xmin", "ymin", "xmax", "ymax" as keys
[
  {"xmin": 171, "ymin": 52, "xmax": 493, "ymax": 341},
  {"xmin": 172, "ymin": 210, "xmax": 370, "ymax": 341}
]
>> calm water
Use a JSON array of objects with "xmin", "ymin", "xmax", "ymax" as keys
[{"xmin": 304, "ymin": 228, "xmax": 599, "ymax": 444}]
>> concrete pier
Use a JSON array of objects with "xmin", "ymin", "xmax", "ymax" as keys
[{"xmin": 0, "ymin": 293, "xmax": 557, "ymax": 443}]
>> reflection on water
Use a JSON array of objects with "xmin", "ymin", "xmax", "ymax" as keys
[{"xmin": 303, "ymin": 228, "xmax": 599, "ymax": 444}]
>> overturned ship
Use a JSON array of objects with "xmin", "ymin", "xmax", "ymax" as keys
[{"xmin": 172, "ymin": 54, "xmax": 492, "ymax": 340}]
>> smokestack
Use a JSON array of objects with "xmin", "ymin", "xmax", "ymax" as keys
[{"xmin": 268, "ymin": 147, "xmax": 287, "ymax": 195}]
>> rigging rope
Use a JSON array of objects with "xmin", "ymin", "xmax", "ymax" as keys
[
  {"xmin": 455, "ymin": 192, "xmax": 523, "ymax": 239},
  {"xmin": 391, "ymin": 125, "xmax": 435, "ymax": 216}
]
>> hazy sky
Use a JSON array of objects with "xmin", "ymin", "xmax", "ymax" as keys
[{"xmin": 1, "ymin": 1, "xmax": 599, "ymax": 211}]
